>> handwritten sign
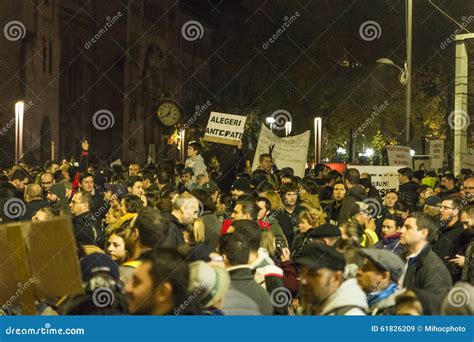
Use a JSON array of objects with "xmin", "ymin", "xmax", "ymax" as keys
[
  {"xmin": 386, "ymin": 145, "xmax": 412, "ymax": 167},
  {"xmin": 252, "ymin": 124, "xmax": 310, "ymax": 178},
  {"xmin": 203, "ymin": 112, "xmax": 247, "ymax": 146},
  {"xmin": 429, "ymin": 140, "xmax": 444, "ymax": 170},
  {"xmin": 351, "ymin": 165, "xmax": 400, "ymax": 198}
]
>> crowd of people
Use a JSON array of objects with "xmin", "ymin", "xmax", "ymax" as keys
[{"xmin": 0, "ymin": 140, "xmax": 473, "ymax": 316}]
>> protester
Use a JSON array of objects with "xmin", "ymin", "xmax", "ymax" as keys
[
  {"xmin": 399, "ymin": 213, "xmax": 452, "ymax": 314},
  {"xmin": 326, "ymin": 181, "xmax": 346, "ymax": 225},
  {"xmin": 22, "ymin": 184, "xmax": 50, "ymax": 221},
  {"xmin": 356, "ymin": 249, "xmax": 405, "ymax": 315},
  {"xmin": 295, "ymin": 243, "xmax": 368, "ymax": 315},
  {"xmin": 185, "ymin": 141, "xmax": 208, "ymax": 180},
  {"xmin": 374, "ymin": 214, "xmax": 405, "ymax": 256},
  {"xmin": 339, "ymin": 168, "xmax": 367, "ymax": 223},
  {"xmin": 397, "ymin": 168, "xmax": 418, "ymax": 211}
]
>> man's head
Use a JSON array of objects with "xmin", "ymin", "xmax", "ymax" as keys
[
  {"xmin": 356, "ymin": 249, "xmax": 404, "ymax": 294},
  {"xmin": 384, "ymin": 191, "xmax": 398, "ymax": 209},
  {"xmin": 187, "ymin": 141, "xmax": 202, "ymax": 158},
  {"xmin": 333, "ymin": 181, "xmax": 346, "ymax": 201},
  {"xmin": 157, "ymin": 169, "xmax": 171, "ymax": 186},
  {"xmin": 125, "ymin": 248, "xmax": 189, "ymax": 315},
  {"xmin": 140, "ymin": 169, "xmax": 155, "ymax": 190},
  {"xmin": 126, "ymin": 176, "xmax": 144, "ymax": 197},
  {"xmin": 259, "ymin": 153, "xmax": 273, "ymax": 173},
  {"xmin": 280, "ymin": 182, "xmax": 298, "ymax": 208},
  {"xmin": 44, "ymin": 160, "xmax": 59, "ymax": 174},
  {"xmin": 79, "ymin": 172, "xmax": 95, "ymax": 193},
  {"xmin": 439, "ymin": 195, "xmax": 462, "ymax": 224},
  {"xmin": 132, "ymin": 208, "xmax": 168, "ymax": 250},
  {"xmin": 462, "ymin": 176, "xmax": 474, "ymax": 203},
  {"xmin": 461, "ymin": 205, "xmax": 474, "ymax": 230},
  {"xmin": 441, "ymin": 173, "xmax": 456, "ymax": 191},
  {"xmin": 397, "ymin": 167, "xmax": 413, "ymax": 185},
  {"xmin": 418, "ymin": 185, "xmax": 434, "ymax": 202},
  {"xmin": 294, "ymin": 243, "xmax": 346, "ymax": 311},
  {"xmin": 10, "ymin": 169, "xmax": 29, "ymax": 190},
  {"xmin": 230, "ymin": 178, "xmax": 251, "ymax": 201},
  {"xmin": 40, "ymin": 172, "xmax": 54, "ymax": 192},
  {"xmin": 180, "ymin": 168, "xmax": 194, "ymax": 185},
  {"xmin": 343, "ymin": 168, "xmax": 360, "ymax": 188},
  {"xmin": 69, "ymin": 192, "xmax": 93, "ymax": 216},
  {"xmin": 400, "ymin": 213, "xmax": 437, "ymax": 249},
  {"xmin": 128, "ymin": 163, "xmax": 140, "ymax": 177},
  {"xmin": 195, "ymin": 174, "xmax": 209, "ymax": 187},
  {"xmin": 218, "ymin": 233, "xmax": 250, "ymax": 267},
  {"xmin": 229, "ymin": 219, "xmax": 262, "ymax": 256},
  {"xmin": 381, "ymin": 213, "xmax": 403, "ymax": 237},
  {"xmin": 231, "ymin": 200, "xmax": 258, "ymax": 221},
  {"xmin": 172, "ymin": 193, "xmax": 200, "ymax": 224},
  {"xmin": 423, "ymin": 195, "xmax": 442, "ymax": 217},
  {"xmin": 24, "ymin": 184, "xmax": 43, "ymax": 203}
]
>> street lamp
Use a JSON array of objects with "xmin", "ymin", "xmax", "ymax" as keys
[
  {"xmin": 314, "ymin": 117, "xmax": 322, "ymax": 165},
  {"xmin": 266, "ymin": 117, "xmax": 275, "ymax": 131},
  {"xmin": 365, "ymin": 148, "xmax": 374, "ymax": 157},
  {"xmin": 376, "ymin": 0, "xmax": 413, "ymax": 147},
  {"xmin": 15, "ymin": 101, "xmax": 24, "ymax": 164}
]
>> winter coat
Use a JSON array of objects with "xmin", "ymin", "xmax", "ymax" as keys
[
  {"xmin": 227, "ymin": 265, "xmax": 273, "ymax": 315},
  {"xmin": 72, "ymin": 211, "xmax": 104, "ymax": 247},
  {"xmin": 319, "ymin": 278, "xmax": 368, "ymax": 315},
  {"xmin": 185, "ymin": 154, "xmax": 208, "ymax": 178},
  {"xmin": 161, "ymin": 212, "xmax": 186, "ymax": 249},
  {"xmin": 22, "ymin": 199, "xmax": 51, "ymax": 221},
  {"xmin": 432, "ymin": 220, "xmax": 465, "ymax": 281},
  {"xmin": 374, "ymin": 233, "xmax": 405, "ymax": 256},
  {"xmin": 299, "ymin": 193, "xmax": 320, "ymax": 210},
  {"xmin": 338, "ymin": 185, "xmax": 367, "ymax": 224},
  {"xmin": 223, "ymin": 287, "xmax": 261, "ymax": 315},
  {"xmin": 398, "ymin": 181, "xmax": 418, "ymax": 211},
  {"xmin": 402, "ymin": 244, "xmax": 452, "ymax": 314}
]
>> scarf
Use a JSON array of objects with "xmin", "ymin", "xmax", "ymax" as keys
[{"xmin": 367, "ymin": 283, "xmax": 398, "ymax": 307}]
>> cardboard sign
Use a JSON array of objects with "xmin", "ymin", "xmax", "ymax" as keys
[
  {"xmin": 203, "ymin": 111, "xmax": 247, "ymax": 146},
  {"xmin": 429, "ymin": 140, "xmax": 444, "ymax": 170},
  {"xmin": 0, "ymin": 217, "xmax": 83, "ymax": 314},
  {"xmin": 252, "ymin": 124, "xmax": 310, "ymax": 178},
  {"xmin": 351, "ymin": 165, "xmax": 400, "ymax": 198},
  {"xmin": 386, "ymin": 145, "xmax": 412, "ymax": 167}
]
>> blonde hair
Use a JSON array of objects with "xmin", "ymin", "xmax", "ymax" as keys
[
  {"xmin": 262, "ymin": 191, "xmax": 284, "ymax": 211},
  {"xmin": 299, "ymin": 208, "xmax": 326, "ymax": 227},
  {"xmin": 191, "ymin": 218, "xmax": 205, "ymax": 244},
  {"xmin": 260, "ymin": 230, "xmax": 276, "ymax": 257}
]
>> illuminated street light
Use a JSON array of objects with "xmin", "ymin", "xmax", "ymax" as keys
[
  {"xmin": 266, "ymin": 117, "xmax": 275, "ymax": 131},
  {"xmin": 15, "ymin": 101, "xmax": 24, "ymax": 163}
]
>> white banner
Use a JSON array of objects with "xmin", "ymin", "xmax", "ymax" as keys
[
  {"xmin": 386, "ymin": 145, "xmax": 412, "ymax": 167},
  {"xmin": 429, "ymin": 140, "xmax": 444, "ymax": 170},
  {"xmin": 252, "ymin": 124, "xmax": 310, "ymax": 178},
  {"xmin": 203, "ymin": 111, "xmax": 247, "ymax": 146},
  {"xmin": 351, "ymin": 165, "xmax": 400, "ymax": 198}
]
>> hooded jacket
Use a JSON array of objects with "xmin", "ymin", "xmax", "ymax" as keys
[
  {"xmin": 338, "ymin": 184, "xmax": 367, "ymax": 224},
  {"xmin": 319, "ymin": 278, "xmax": 368, "ymax": 315},
  {"xmin": 185, "ymin": 154, "xmax": 207, "ymax": 178}
]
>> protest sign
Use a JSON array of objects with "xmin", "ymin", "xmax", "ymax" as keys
[
  {"xmin": 0, "ymin": 217, "xmax": 83, "ymax": 314},
  {"xmin": 203, "ymin": 111, "xmax": 247, "ymax": 146},
  {"xmin": 429, "ymin": 140, "xmax": 444, "ymax": 170},
  {"xmin": 252, "ymin": 124, "xmax": 310, "ymax": 178},
  {"xmin": 351, "ymin": 165, "xmax": 400, "ymax": 198},
  {"xmin": 386, "ymin": 145, "xmax": 412, "ymax": 167}
]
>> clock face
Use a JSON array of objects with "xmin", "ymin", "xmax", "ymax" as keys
[{"xmin": 157, "ymin": 101, "xmax": 181, "ymax": 126}]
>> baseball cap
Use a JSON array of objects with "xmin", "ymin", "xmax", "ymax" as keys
[
  {"xmin": 424, "ymin": 195, "xmax": 442, "ymax": 207},
  {"xmin": 359, "ymin": 249, "xmax": 404, "ymax": 281},
  {"xmin": 104, "ymin": 183, "xmax": 128, "ymax": 199},
  {"xmin": 80, "ymin": 253, "xmax": 120, "ymax": 282},
  {"xmin": 201, "ymin": 182, "xmax": 219, "ymax": 194},
  {"xmin": 294, "ymin": 243, "xmax": 345, "ymax": 272}
]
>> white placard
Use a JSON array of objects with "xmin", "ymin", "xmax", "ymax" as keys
[
  {"xmin": 351, "ymin": 165, "xmax": 400, "ymax": 198},
  {"xmin": 203, "ymin": 111, "xmax": 247, "ymax": 146},
  {"xmin": 386, "ymin": 145, "xmax": 412, "ymax": 167},
  {"xmin": 252, "ymin": 124, "xmax": 310, "ymax": 178},
  {"xmin": 429, "ymin": 140, "xmax": 444, "ymax": 170}
]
